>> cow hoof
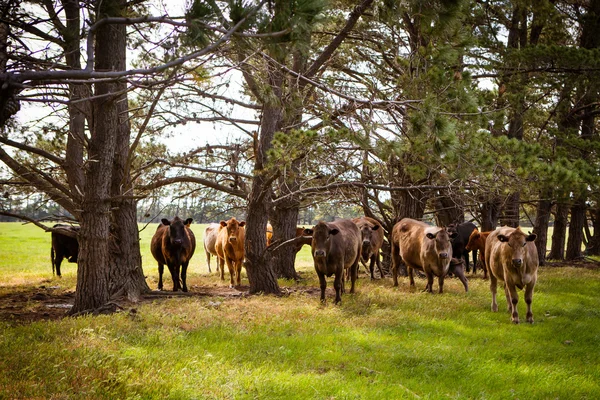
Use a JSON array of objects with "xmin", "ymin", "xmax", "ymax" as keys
[{"xmin": 512, "ymin": 319, "xmax": 520, "ymax": 324}]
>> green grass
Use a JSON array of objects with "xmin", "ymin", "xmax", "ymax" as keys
[{"xmin": 0, "ymin": 222, "xmax": 599, "ymax": 399}]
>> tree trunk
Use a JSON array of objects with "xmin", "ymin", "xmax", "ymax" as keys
[
  {"xmin": 586, "ymin": 208, "xmax": 600, "ymax": 256},
  {"xmin": 532, "ymin": 191, "xmax": 552, "ymax": 266},
  {"xmin": 271, "ymin": 201, "xmax": 300, "ymax": 280},
  {"xmin": 480, "ymin": 198, "xmax": 501, "ymax": 231},
  {"xmin": 69, "ymin": 0, "xmax": 126, "ymax": 314},
  {"xmin": 548, "ymin": 202, "xmax": 569, "ymax": 260},
  {"xmin": 500, "ymin": 192, "xmax": 520, "ymax": 228},
  {"xmin": 433, "ymin": 192, "xmax": 464, "ymax": 226},
  {"xmin": 566, "ymin": 198, "xmax": 587, "ymax": 260}
]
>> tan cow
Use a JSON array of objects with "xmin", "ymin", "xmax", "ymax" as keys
[
  {"xmin": 203, "ymin": 223, "xmax": 221, "ymax": 273},
  {"xmin": 391, "ymin": 218, "xmax": 461, "ymax": 293},
  {"xmin": 485, "ymin": 226, "xmax": 538, "ymax": 324},
  {"xmin": 304, "ymin": 219, "xmax": 361, "ymax": 304},
  {"xmin": 352, "ymin": 216, "xmax": 384, "ymax": 279},
  {"xmin": 215, "ymin": 217, "xmax": 246, "ymax": 287},
  {"xmin": 465, "ymin": 229, "xmax": 491, "ymax": 279}
]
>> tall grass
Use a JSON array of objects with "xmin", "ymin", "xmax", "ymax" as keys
[{"xmin": 0, "ymin": 222, "xmax": 599, "ymax": 399}]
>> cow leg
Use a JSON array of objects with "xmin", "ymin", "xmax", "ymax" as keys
[
  {"xmin": 391, "ymin": 243, "xmax": 401, "ymax": 287},
  {"xmin": 490, "ymin": 275, "xmax": 498, "ymax": 312},
  {"xmin": 368, "ymin": 257, "xmax": 377, "ymax": 280},
  {"xmin": 375, "ymin": 254, "xmax": 384, "ymax": 279},
  {"xmin": 55, "ymin": 254, "xmax": 64, "ymax": 278},
  {"xmin": 503, "ymin": 284, "xmax": 512, "ymax": 312},
  {"xmin": 463, "ymin": 250, "xmax": 470, "ymax": 273},
  {"xmin": 452, "ymin": 262, "xmax": 469, "ymax": 292},
  {"xmin": 318, "ymin": 272, "xmax": 327, "ymax": 303},
  {"xmin": 350, "ymin": 261, "xmax": 358, "ymax": 294},
  {"xmin": 158, "ymin": 263, "xmax": 164, "ymax": 290},
  {"xmin": 506, "ymin": 284, "xmax": 520, "ymax": 324},
  {"xmin": 524, "ymin": 282, "xmax": 535, "ymax": 323},
  {"xmin": 334, "ymin": 272, "xmax": 343, "ymax": 304},
  {"xmin": 168, "ymin": 262, "xmax": 181, "ymax": 292},
  {"xmin": 225, "ymin": 257, "xmax": 235, "ymax": 288},
  {"xmin": 218, "ymin": 257, "xmax": 225, "ymax": 281},
  {"xmin": 437, "ymin": 274, "xmax": 445, "ymax": 294},
  {"xmin": 181, "ymin": 261, "xmax": 189, "ymax": 292},
  {"xmin": 424, "ymin": 269, "xmax": 434, "ymax": 293},
  {"xmin": 235, "ymin": 260, "xmax": 242, "ymax": 286},
  {"xmin": 407, "ymin": 266, "xmax": 415, "ymax": 288},
  {"xmin": 205, "ymin": 251, "xmax": 212, "ymax": 273},
  {"xmin": 472, "ymin": 249, "xmax": 478, "ymax": 274}
]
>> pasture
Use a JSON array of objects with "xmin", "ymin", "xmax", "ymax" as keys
[{"xmin": 0, "ymin": 222, "xmax": 599, "ymax": 399}]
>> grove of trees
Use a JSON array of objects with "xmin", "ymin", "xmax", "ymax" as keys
[{"xmin": 1, "ymin": 0, "xmax": 598, "ymax": 314}]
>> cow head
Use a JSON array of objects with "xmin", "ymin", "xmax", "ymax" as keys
[
  {"xmin": 425, "ymin": 228, "xmax": 454, "ymax": 259},
  {"xmin": 220, "ymin": 218, "xmax": 246, "ymax": 243},
  {"xmin": 465, "ymin": 229, "xmax": 480, "ymax": 252},
  {"xmin": 498, "ymin": 229, "xmax": 536, "ymax": 268},
  {"xmin": 161, "ymin": 216, "xmax": 192, "ymax": 246},
  {"xmin": 358, "ymin": 222, "xmax": 380, "ymax": 260},
  {"xmin": 305, "ymin": 222, "xmax": 339, "ymax": 259}
]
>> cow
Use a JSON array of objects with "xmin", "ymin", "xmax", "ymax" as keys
[
  {"xmin": 465, "ymin": 229, "xmax": 491, "ymax": 279},
  {"xmin": 352, "ymin": 216, "xmax": 384, "ymax": 280},
  {"xmin": 215, "ymin": 217, "xmax": 246, "ymax": 287},
  {"xmin": 303, "ymin": 219, "xmax": 361, "ymax": 304},
  {"xmin": 447, "ymin": 222, "xmax": 478, "ymax": 274},
  {"xmin": 150, "ymin": 216, "xmax": 196, "ymax": 292},
  {"xmin": 485, "ymin": 226, "xmax": 538, "ymax": 324},
  {"xmin": 50, "ymin": 224, "xmax": 80, "ymax": 277},
  {"xmin": 203, "ymin": 223, "xmax": 221, "ymax": 273},
  {"xmin": 391, "ymin": 218, "xmax": 467, "ymax": 293}
]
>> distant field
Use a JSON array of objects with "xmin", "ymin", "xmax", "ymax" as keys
[{"xmin": 1, "ymin": 222, "xmax": 599, "ymax": 399}]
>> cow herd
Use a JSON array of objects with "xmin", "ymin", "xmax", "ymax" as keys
[{"xmin": 49, "ymin": 216, "xmax": 540, "ymax": 323}]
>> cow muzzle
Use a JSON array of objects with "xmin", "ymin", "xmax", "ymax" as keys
[
  {"xmin": 173, "ymin": 239, "xmax": 183, "ymax": 245},
  {"xmin": 439, "ymin": 253, "xmax": 449, "ymax": 259},
  {"xmin": 229, "ymin": 237, "xmax": 237, "ymax": 243},
  {"xmin": 512, "ymin": 259, "xmax": 522, "ymax": 268},
  {"xmin": 314, "ymin": 250, "xmax": 326, "ymax": 258}
]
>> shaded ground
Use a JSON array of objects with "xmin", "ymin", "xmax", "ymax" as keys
[{"xmin": 0, "ymin": 282, "xmax": 326, "ymax": 324}]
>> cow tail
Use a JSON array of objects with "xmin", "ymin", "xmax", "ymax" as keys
[{"xmin": 51, "ymin": 246, "xmax": 55, "ymax": 276}]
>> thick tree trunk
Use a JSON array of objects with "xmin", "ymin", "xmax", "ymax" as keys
[
  {"xmin": 548, "ymin": 202, "xmax": 569, "ymax": 260},
  {"xmin": 480, "ymin": 198, "xmax": 501, "ymax": 231},
  {"xmin": 586, "ymin": 208, "xmax": 600, "ymax": 256},
  {"xmin": 532, "ymin": 191, "xmax": 552, "ymax": 266},
  {"xmin": 566, "ymin": 198, "xmax": 587, "ymax": 260},
  {"xmin": 500, "ymin": 192, "xmax": 520, "ymax": 228},
  {"xmin": 271, "ymin": 201, "xmax": 300, "ymax": 280},
  {"xmin": 433, "ymin": 192, "xmax": 464, "ymax": 226},
  {"xmin": 69, "ymin": 0, "xmax": 126, "ymax": 315}
]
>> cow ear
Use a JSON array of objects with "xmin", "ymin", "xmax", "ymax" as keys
[
  {"xmin": 473, "ymin": 233, "xmax": 481, "ymax": 240},
  {"xmin": 220, "ymin": 221, "xmax": 227, "ymax": 227},
  {"xmin": 329, "ymin": 228, "xmax": 340, "ymax": 235},
  {"xmin": 526, "ymin": 234, "xmax": 537, "ymax": 242},
  {"xmin": 185, "ymin": 218, "xmax": 193, "ymax": 226},
  {"xmin": 239, "ymin": 221, "xmax": 246, "ymax": 227},
  {"xmin": 426, "ymin": 233, "xmax": 436, "ymax": 240},
  {"xmin": 498, "ymin": 234, "xmax": 509, "ymax": 242},
  {"xmin": 304, "ymin": 228, "xmax": 313, "ymax": 235},
  {"xmin": 372, "ymin": 224, "xmax": 380, "ymax": 231},
  {"xmin": 161, "ymin": 218, "xmax": 170, "ymax": 226}
]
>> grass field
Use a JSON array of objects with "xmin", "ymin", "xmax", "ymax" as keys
[{"xmin": 0, "ymin": 222, "xmax": 599, "ymax": 399}]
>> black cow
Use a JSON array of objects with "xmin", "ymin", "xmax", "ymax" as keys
[
  {"xmin": 151, "ymin": 217, "xmax": 196, "ymax": 292},
  {"xmin": 51, "ymin": 224, "xmax": 80, "ymax": 277},
  {"xmin": 447, "ymin": 222, "xmax": 478, "ymax": 274}
]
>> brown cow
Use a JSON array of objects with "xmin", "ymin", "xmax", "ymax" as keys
[
  {"xmin": 203, "ymin": 223, "xmax": 221, "ymax": 273},
  {"xmin": 485, "ymin": 226, "xmax": 538, "ymax": 324},
  {"xmin": 352, "ymin": 217, "xmax": 384, "ymax": 280},
  {"xmin": 215, "ymin": 217, "xmax": 246, "ymax": 287},
  {"xmin": 51, "ymin": 224, "xmax": 80, "ymax": 277},
  {"xmin": 465, "ymin": 229, "xmax": 491, "ymax": 279},
  {"xmin": 391, "ymin": 218, "xmax": 466, "ymax": 293},
  {"xmin": 304, "ymin": 219, "xmax": 361, "ymax": 304},
  {"xmin": 151, "ymin": 217, "xmax": 196, "ymax": 292}
]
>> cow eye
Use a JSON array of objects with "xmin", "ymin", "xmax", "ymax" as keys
[{"xmin": 522, "ymin": 242, "xmax": 527, "ymax": 247}]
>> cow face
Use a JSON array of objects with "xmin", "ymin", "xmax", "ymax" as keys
[
  {"xmin": 307, "ymin": 222, "xmax": 339, "ymax": 259},
  {"xmin": 498, "ymin": 230, "xmax": 537, "ymax": 268},
  {"xmin": 425, "ymin": 229, "xmax": 453, "ymax": 259},
  {"xmin": 465, "ymin": 230, "xmax": 480, "ymax": 252},
  {"xmin": 358, "ymin": 223, "xmax": 379, "ymax": 260},
  {"xmin": 220, "ymin": 218, "xmax": 246, "ymax": 243},
  {"xmin": 161, "ymin": 216, "xmax": 192, "ymax": 246}
]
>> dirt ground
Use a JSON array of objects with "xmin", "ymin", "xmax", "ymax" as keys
[{"xmin": 1, "ymin": 259, "xmax": 597, "ymax": 324}]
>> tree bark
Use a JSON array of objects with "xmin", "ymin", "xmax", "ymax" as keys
[
  {"xmin": 433, "ymin": 192, "xmax": 464, "ymax": 226},
  {"xmin": 532, "ymin": 191, "xmax": 552, "ymax": 265},
  {"xmin": 548, "ymin": 201, "xmax": 569, "ymax": 260},
  {"xmin": 480, "ymin": 198, "xmax": 501, "ymax": 231},
  {"xmin": 271, "ymin": 200, "xmax": 301, "ymax": 280},
  {"xmin": 566, "ymin": 198, "xmax": 587, "ymax": 260},
  {"xmin": 586, "ymin": 208, "xmax": 600, "ymax": 256}
]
